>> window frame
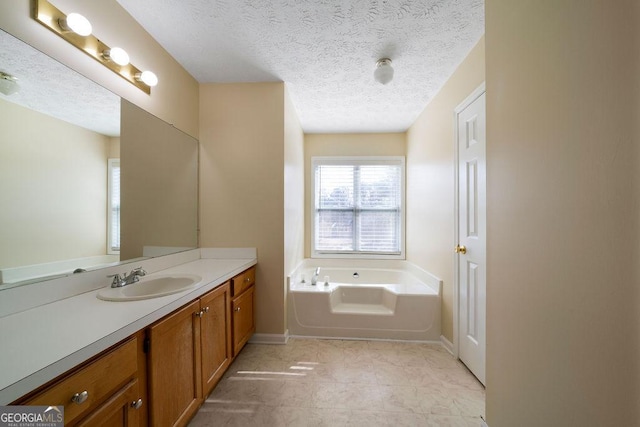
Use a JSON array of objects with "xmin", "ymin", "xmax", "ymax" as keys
[
  {"xmin": 107, "ymin": 158, "xmax": 120, "ymax": 255},
  {"xmin": 310, "ymin": 156, "xmax": 406, "ymax": 259}
]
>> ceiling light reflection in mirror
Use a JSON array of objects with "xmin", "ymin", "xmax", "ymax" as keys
[{"xmin": 0, "ymin": 30, "xmax": 120, "ymax": 136}]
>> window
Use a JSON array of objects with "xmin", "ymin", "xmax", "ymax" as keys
[
  {"xmin": 312, "ymin": 157, "xmax": 405, "ymax": 258},
  {"xmin": 107, "ymin": 158, "xmax": 120, "ymax": 254}
]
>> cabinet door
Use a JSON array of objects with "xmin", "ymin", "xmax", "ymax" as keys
[
  {"xmin": 232, "ymin": 285, "xmax": 255, "ymax": 356},
  {"xmin": 75, "ymin": 379, "xmax": 141, "ymax": 427},
  {"xmin": 148, "ymin": 300, "xmax": 202, "ymax": 427},
  {"xmin": 200, "ymin": 282, "xmax": 232, "ymax": 396}
]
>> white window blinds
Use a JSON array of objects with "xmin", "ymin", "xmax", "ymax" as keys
[
  {"xmin": 313, "ymin": 157, "xmax": 404, "ymax": 257},
  {"xmin": 108, "ymin": 159, "xmax": 120, "ymax": 253}
]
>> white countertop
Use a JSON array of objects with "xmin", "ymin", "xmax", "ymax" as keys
[{"xmin": 0, "ymin": 255, "xmax": 256, "ymax": 404}]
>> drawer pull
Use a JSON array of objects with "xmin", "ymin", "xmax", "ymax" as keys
[
  {"xmin": 235, "ymin": 307, "xmax": 241, "ymax": 312},
  {"xmin": 245, "ymin": 277, "xmax": 251, "ymax": 283},
  {"xmin": 71, "ymin": 390, "xmax": 89, "ymax": 405},
  {"xmin": 131, "ymin": 398, "xmax": 143, "ymax": 410}
]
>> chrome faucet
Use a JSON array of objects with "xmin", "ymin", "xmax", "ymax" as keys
[
  {"xmin": 108, "ymin": 267, "xmax": 147, "ymax": 288},
  {"xmin": 311, "ymin": 267, "xmax": 320, "ymax": 286}
]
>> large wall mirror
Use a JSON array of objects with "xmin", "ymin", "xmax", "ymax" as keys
[{"xmin": 0, "ymin": 29, "xmax": 198, "ymax": 289}]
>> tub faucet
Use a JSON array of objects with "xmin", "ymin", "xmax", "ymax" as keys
[{"xmin": 311, "ymin": 267, "xmax": 321, "ymax": 286}]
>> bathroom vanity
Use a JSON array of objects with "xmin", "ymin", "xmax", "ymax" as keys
[{"xmin": 0, "ymin": 249, "xmax": 256, "ymax": 427}]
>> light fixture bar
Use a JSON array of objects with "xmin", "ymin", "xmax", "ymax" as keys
[{"xmin": 34, "ymin": 0, "xmax": 153, "ymax": 94}]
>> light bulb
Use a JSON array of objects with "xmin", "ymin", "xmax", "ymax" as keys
[
  {"xmin": 374, "ymin": 58, "xmax": 394, "ymax": 85},
  {"xmin": 0, "ymin": 72, "xmax": 19, "ymax": 96},
  {"xmin": 103, "ymin": 47, "xmax": 130, "ymax": 66},
  {"xmin": 135, "ymin": 71, "xmax": 158, "ymax": 87},
  {"xmin": 59, "ymin": 13, "xmax": 92, "ymax": 36}
]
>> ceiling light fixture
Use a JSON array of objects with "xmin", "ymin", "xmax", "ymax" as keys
[
  {"xmin": 34, "ymin": 0, "xmax": 158, "ymax": 94},
  {"xmin": 0, "ymin": 72, "xmax": 20, "ymax": 96},
  {"xmin": 58, "ymin": 12, "xmax": 92, "ymax": 36},
  {"xmin": 374, "ymin": 58, "xmax": 394, "ymax": 85},
  {"xmin": 103, "ymin": 47, "xmax": 130, "ymax": 66},
  {"xmin": 135, "ymin": 71, "xmax": 158, "ymax": 87}
]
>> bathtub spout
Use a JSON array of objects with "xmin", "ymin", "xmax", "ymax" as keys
[{"xmin": 311, "ymin": 267, "xmax": 320, "ymax": 285}]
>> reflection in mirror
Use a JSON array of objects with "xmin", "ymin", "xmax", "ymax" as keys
[
  {"xmin": 120, "ymin": 100, "xmax": 198, "ymax": 260},
  {"xmin": 0, "ymin": 29, "xmax": 121, "ymax": 287},
  {"xmin": 0, "ymin": 30, "xmax": 199, "ymax": 289}
]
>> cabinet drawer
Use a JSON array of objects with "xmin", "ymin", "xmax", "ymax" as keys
[
  {"xmin": 24, "ymin": 338, "xmax": 138, "ymax": 426},
  {"xmin": 231, "ymin": 266, "xmax": 255, "ymax": 297}
]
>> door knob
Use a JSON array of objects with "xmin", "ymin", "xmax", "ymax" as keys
[{"xmin": 454, "ymin": 245, "xmax": 467, "ymax": 254}]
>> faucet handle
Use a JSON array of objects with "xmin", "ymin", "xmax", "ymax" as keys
[
  {"xmin": 131, "ymin": 266, "xmax": 146, "ymax": 276},
  {"xmin": 107, "ymin": 273, "xmax": 125, "ymax": 287}
]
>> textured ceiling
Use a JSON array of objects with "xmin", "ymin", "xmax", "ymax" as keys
[
  {"xmin": 117, "ymin": 0, "xmax": 484, "ymax": 133},
  {"xmin": 0, "ymin": 30, "xmax": 120, "ymax": 137}
]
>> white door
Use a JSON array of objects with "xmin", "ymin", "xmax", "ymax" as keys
[{"xmin": 455, "ymin": 87, "xmax": 486, "ymax": 385}]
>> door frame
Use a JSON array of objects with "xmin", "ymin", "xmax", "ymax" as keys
[{"xmin": 452, "ymin": 82, "xmax": 486, "ymax": 358}]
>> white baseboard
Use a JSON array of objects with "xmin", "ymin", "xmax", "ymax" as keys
[
  {"xmin": 440, "ymin": 335, "xmax": 454, "ymax": 354},
  {"xmin": 248, "ymin": 331, "xmax": 289, "ymax": 345}
]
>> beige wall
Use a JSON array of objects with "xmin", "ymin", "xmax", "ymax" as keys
[
  {"xmin": 120, "ymin": 100, "xmax": 198, "ymax": 260},
  {"xmin": 0, "ymin": 98, "xmax": 110, "ymax": 267},
  {"xmin": 304, "ymin": 133, "xmax": 406, "ymax": 258},
  {"xmin": 406, "ymin": 37, "xmax": 485, "ymax": 342},
  {"xmin": 284, "ymin": 86, "xmax": 305, "ymax": 279},
  {"xmin": 108, "ymin": 137, "xmax": 120, "ymax": 158},
  {"xmin": 0, "ymin": 0, "xmax": 198, "ymax": 138},
  {"xmin": 199, "ymin": 83, "xmax": 286, "ymax": 335},
  {"xmin": 485, "ymin": 1, "xmax": 640, "ymax": 425}
]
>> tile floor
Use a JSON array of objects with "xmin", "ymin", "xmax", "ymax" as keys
[{"xmin": 189, "ymin": 338, "xmax": 485, "ymax": 427}]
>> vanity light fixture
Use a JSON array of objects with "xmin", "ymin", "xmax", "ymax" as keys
[
  {"xmin": 34, "ymin": 0, "xmax": 157, "ymax": 94},
  {"xmin": 0, "ymin": 71, "xmax": 20, "ymax": 96},
  {"xmin": 103, "ymin": 47, "xmax": 130, "ymax": 66},
  {"xmin": 374, "ymin": 58, "xmax": 394, "ymax": 85},
  {"xmin": 58, "ymin": 12, "xmax": 92, "ymax": 36}
]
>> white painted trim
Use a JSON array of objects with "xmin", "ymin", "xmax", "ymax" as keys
[
  {"xmin": 453, "ymin": 82, "xmax": 486, "ymax": 359},
  {"xmin": 249, "ymin": 332, "xmax": 289, "ymax": 345},
  {"xmin": 440, "ymin": 335, "xmax": 454, "ymax": 355},
  {"xmin": 480, "ymin": 418, "xmax": 489, "ymax": 427}
]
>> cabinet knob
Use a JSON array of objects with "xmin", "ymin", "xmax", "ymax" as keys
[
  {"xmin": 235, "ymin": 307, "xmax": 241, "ymax": 312},
  {"xmin": 195, "ymin": 310, "xmax": 204, "ymax": 318},
  {"xmin": 245, "ymin": 277, "xmax": 251, "ymax": 282},
  {"xmin": 71, "ymin": 390, "xmax": 89, "ymax": 405},
  {"xmin": 203, "ymin": 306, "xmax": 210, "ymax": 313},
  {"xmin": 131, "ymin": 398, "xmax": 143, "ymax": 410}
]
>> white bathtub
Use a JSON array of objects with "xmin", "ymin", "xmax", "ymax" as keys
[{"xmin": 287, "ymin": 259, "xmax": 442, "ymax": 341}]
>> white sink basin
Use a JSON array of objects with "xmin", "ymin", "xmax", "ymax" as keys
[{"xmin": 97, "ymin": 274, "xmax": 202, "ymax": 301}]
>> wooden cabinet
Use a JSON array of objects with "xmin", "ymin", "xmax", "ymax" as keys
[
  {"xmin": 231, "ymin": 266, "xmax": 256, "ymax": 357},
  {"xmin": 75, "ymin": 379, "xmax": 140, "ymax": 427},
  {"xmin": 200, "ymin": 282, "xmax": 232, "ymax": 397},
  {"xmin": 15, "ymin": 265, "xmax": 255, "ymax": 427},
  {"xmin": 22, "ymin": 337, "xmax": 143, "ymax": 427},
  {"xmin": 147, "ymin": 281, "xmax": 233, "ymax": 426},
  {"xmin": 147, "ymin": 300, "xmax": 201, "ymax": 427},
  {"xmin": 232, "ymin": 285, "xmax": 255, "ymax": 356}
]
